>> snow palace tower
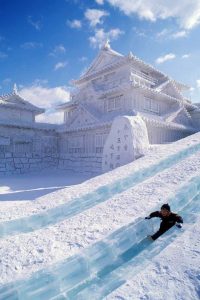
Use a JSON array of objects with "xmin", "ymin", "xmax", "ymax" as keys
[{"xmin": 57, "ymin": 41, "xmax": 199, "ymax": 173}]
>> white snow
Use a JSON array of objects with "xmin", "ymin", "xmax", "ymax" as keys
[
  {"xmin": 102, "ymin": 115, "xmax": 149, "ymax": 172},
  {"xmin": 106, "ymin": 220, "xmax": 200, "ymax": 300},
  {"xmin": 0, "ymin": 133, "xmax": 200, "ymax": 299}
]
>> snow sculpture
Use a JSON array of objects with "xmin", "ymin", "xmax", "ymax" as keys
[
  {"xmin": 0, "ymin": 88, "xmax": 59, "ymax": 176},
  {"xmin": 189, "ymin": 105, "xmax": 200, "ymax": 129},
  {"xmin": 1, "ymin": 42, "xmax": 200, "ymax": 176},
  {"xmin": 102, "ymin": 114, "xmax": 149, "ymax": 172}
]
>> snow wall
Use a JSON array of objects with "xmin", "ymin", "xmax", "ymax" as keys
[
  {"xmin": 0, "ymin": 125, "xmax": 59, "ymax": 176},
  {"xmin": 102, "ymin": 115, "xmax": 149, "ymax": 173}
]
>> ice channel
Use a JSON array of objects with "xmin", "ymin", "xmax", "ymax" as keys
[
  {"xmin": 0, "ymin": 175, "xmax": 199, "ymax": 300},
  {"xmin": 1, "ymin": 142, "xmax": 200, "ymax": 239}
]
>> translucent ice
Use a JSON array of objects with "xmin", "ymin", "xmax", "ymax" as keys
[{"xmin": 1, "ymin": 142, "xmax": 200, "ymax": 239}]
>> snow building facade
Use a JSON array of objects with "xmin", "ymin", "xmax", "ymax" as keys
[
  {"xmin": 0, "ymin": 42, "xmax": 200, "ymax": 175},
  {"xmin": 0, "ymin": 87, "xmax": 59, "ymax": 175},
  {"xmin": 57, "ymin": 42, "xmax": 199, "ymax": 173}
]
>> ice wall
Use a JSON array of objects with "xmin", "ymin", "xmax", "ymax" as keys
[{"xmin": 102, "ymin": 115, "xmax": 149, "ymax": 172}]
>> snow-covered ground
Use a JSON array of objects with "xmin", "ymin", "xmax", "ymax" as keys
[
  {"xmin": 106, "ymin": 218, "xmax": 200, "ymax": 300},
  {"xmin": 0, "ymin": 133, "xmax": 200, "ymax": 300}
]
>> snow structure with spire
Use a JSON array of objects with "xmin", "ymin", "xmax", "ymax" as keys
[
  {"xmin": 0, "ymin": 42, "xmax": 200, "ymax": 175},
  {"xmin": 57, "ymin": 41, "xmax": 200, "ymax": 172}
]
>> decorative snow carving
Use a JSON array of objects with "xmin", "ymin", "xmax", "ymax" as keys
[
  {"xmin": 161, "ymin": 81, "xmax": 183, "ymax": 99},
  {"xmin": 167, "ymin": 107, "xmax": 192, "ymax": 126},
  {"xmin": 102, "ymin": 115, "xmax": 149, "ymax": 172},
  {"xmin": 13, "ymin": 83, "xmax": 18, "ymax": 94},
  {"xmin": 190, "ymin": 107, "xmax": 200, "ymax": 129},
  {"xmin": 77, "ymin": 42, "xmax": 123, "ymax": 80},
  {"xmin": 102, "ymin": 39, "xmax": 111, "ymax": 50},
  {"xmin": 68, "ymin": 106, "xmax": 97, "ymax": 129}
]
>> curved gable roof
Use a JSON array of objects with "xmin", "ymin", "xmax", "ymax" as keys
[
  {"xmin": 0, "ymin": 91, "xmax": 44, "ymax": 115},
  {"xmin": 73, "ymin": 42, "xmax": 125, "ymax": 85}
]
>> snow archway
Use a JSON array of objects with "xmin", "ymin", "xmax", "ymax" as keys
[{"xmin": 102, "ymin": 115, "xmax": 149, "ymax": 172}]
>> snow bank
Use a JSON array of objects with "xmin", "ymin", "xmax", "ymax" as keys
[
  {"xmin": 0, "ymin": 132, "xmax": 200, "ymax": 299},
  {"xmin": 1, "ymin": 146, "xmax": 200, "ymax": 286},
  {"xmin": 1, "ymin": 133, "xmax": 200, "ymax": 222}
]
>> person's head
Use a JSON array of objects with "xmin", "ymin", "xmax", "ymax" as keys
[{"xmin": 160, "ymin": 203, "xmax": 171, "ymax": 216}]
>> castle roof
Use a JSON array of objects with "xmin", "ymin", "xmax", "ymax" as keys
[
  {"xmin": 73, "ymin": 41, "xmax": 189, "ymax": 92},
  {"xmin": 0, "ymin": 88, "xmax": 44, "ymax": 115},
  {"xmin": 0, "ymin": 118, "xmax": 58, "ymax": 131},
  {"xmin": 58, "ymin": 101, "xmax": 196, "ymax": 134}
]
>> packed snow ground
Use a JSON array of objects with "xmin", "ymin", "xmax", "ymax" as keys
[{"xmin": 0, "ymin": 133, "xmax": 200, "ymax": 299}]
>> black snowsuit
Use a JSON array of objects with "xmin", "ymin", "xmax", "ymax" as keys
[{"xmin": 149, "ymin": 211, "xmax": 183, "ymax": 240}]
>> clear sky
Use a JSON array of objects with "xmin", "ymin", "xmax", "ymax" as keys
[{"xmin": 0, "ymin": 0, "xmax": 200, "ymax": 122}]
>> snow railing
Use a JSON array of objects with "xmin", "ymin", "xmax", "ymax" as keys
[
  {"xmin": 0, "ymin": 176, "xmax": 200, "ymax": 300},
  {"xmin": 1, "ymin": 142, "xmax": 200, "ymax": 239}
]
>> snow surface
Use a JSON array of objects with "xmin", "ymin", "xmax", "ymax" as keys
[
  {"xmin": 102, "ymin": 115, "xmax": 149, "ymax": 172},
  {"xmin": 0, "ymin": 133, "xmax": 200, "ymax": 299}
]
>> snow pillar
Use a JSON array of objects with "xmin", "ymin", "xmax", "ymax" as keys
[{"xmin": 102, "ymin": 115, "xmax": 149, "ymax": 172}]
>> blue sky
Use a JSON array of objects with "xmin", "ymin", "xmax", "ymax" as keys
[{"xmin": 0, "ymin": 0, "xmax": 200, "ymax": 122}]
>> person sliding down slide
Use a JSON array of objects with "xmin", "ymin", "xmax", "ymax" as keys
[{"xmin": 145, "ymin": 204, "xmax": 183, "ymax": 241}]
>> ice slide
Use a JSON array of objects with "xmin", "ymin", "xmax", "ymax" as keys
[
  {"xmin": 0, "ymin": 175, "xmax": 199, "ymax": 300},
  {"xmin": 1, "ymin": 142, "xmax": 200, "ymax": 239}
]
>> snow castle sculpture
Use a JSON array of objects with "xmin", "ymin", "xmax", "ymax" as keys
[
  {"xmin": 57, "ymin": 41, "xmax": 199, "ymax": 173},
  {"xmin": 1, "ymin": 42, "xmax": 200, "ymax": 176}
]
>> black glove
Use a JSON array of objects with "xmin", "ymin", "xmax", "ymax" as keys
[
  {"xmin": 176, "ymin": 223, "xmax": 182, "ymax": 228},
  {"xmin": 145, "ymin": 216, "xmax": 151, "ymax": 220}
]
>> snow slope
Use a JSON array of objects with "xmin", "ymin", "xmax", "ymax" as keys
[
  {"xmin": 106, "ymin": 219, "xmax": 200, "ymax": 300},
  {"xmin": 0, "ymin": 133, "xmax": 200, "ymax": 299}
]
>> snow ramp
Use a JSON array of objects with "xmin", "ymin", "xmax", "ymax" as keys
[
  {"xmin": 1, "ymin": 140, "xmax": 200, "ymax": 239},
  {"xmin": 0, "ymin": 175, "xmax": 200, "ymax": 300}
]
